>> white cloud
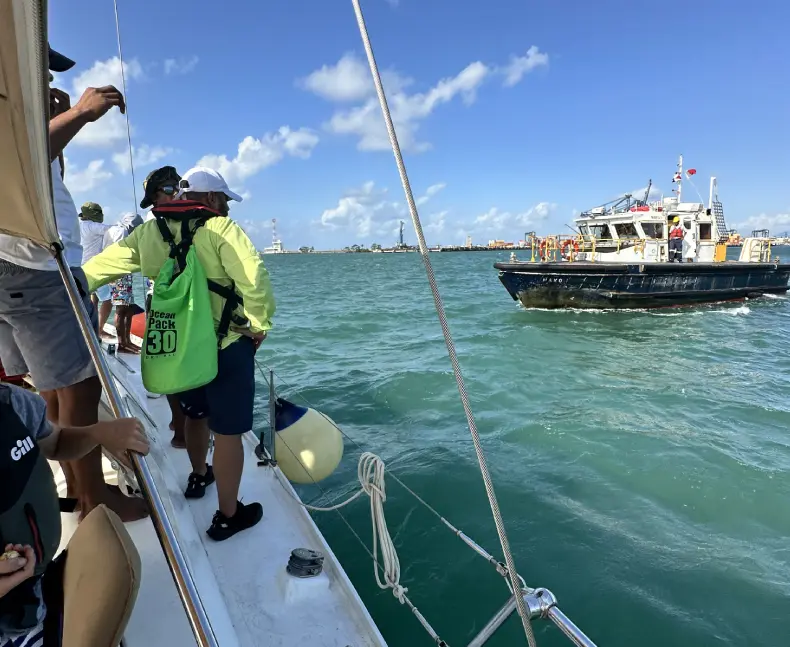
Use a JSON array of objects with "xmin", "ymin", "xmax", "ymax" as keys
[
  {"xmin": 473, "ymin": 201, "xmax": 557, "ymax": 234},
  {"xmin": 112, "ymin": 144, "xmax": 173, "ymax": 174},
  {"xmin": 417, "ymin": 182, "xmax": 446, "ymax": 206},
  {"xmin": 298, "ymin": 52, "xmax": 412, "ymax": 102},
  {"xmin": 164, "ymin": 56, "xmax": 199, "ymax": 75},
  {"xmin": 500, "ymin": 46, "xmax": 549, "ymax": 87},
  {"xmin": 425, "ymin": 210, "xmax": 448, "ymax": 235},
  {"xmin": 732, "ymin": 211, "xmax": 790, "ymax": 234},
  {"xmin": 197, "ymin": 126, "xmax": 319, "ymax": 188},
  {"xmin": 319, "ymin": 181, "xmax": 445, "ymax": 238},
  {"xmin": 305, "ymin": 54, "xmax": 489, "ymax": 152},
  {"xmin": 299, "ymin": 54, "xmax": 373, "ymax": 102},
  {"xmin": 69, "ymin": 57, "xmax": 143, "ymax": 148},
  {"xmin": 62, "ymin": 157, "xmax": 113, "ymax": 194},
  {"xmin": 624, "ymin": 185, "xmax": 663, "ymax": 201},
  {"xmin": 305, "ymin": 47, "xmax": 547, "ymax": 152}
]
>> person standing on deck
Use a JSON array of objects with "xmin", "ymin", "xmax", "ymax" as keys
[
  {"xmin": 138, "ymin": 165, "xmax": 186, "ymax": 449},
  {"xmin": 668, "ymin": 216, "xmax": 684, "ymax": 262},
  {"xmin": 0, "ymin": 45, "xmax": 148, "ymax": 522},
  {"xmin": 103, "ymin": 214, "xmax": 144, "ymax": 354},
  {"xmin": 83, "ymin": 166, "xmax": 276, "ymax": 541},
  {"xmin": 682, "ymin": 219, "xmax": 697, "ymax": 263},
  {"xmin": 78, "ymin": 202, "xmax": 112, "ymax": 338}
]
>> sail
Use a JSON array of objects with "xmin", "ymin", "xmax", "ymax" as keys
[{"xmin": 0, "ymin": 0, "xmax": 59, "ymax": 247}]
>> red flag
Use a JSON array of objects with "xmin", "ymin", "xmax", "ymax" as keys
[{"xmin": 686, "ymin": 169, "xmax": 697, "ymax": 177}]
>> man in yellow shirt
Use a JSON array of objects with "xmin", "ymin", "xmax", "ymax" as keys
[{"xmin": 83, "ymin": 167, "xmax": 275, "ymax": 541}]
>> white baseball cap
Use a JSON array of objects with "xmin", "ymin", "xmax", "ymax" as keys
[{"xmin": 176, "ymin": 166, "xmax": 243, "ymax": 202}]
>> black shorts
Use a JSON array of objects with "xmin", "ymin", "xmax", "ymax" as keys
[{"xmin": 177, "ymin": 336, "xmax": 255, "ymax": 435}]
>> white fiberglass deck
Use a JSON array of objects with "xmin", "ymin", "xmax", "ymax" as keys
[{"xmin": 53, "ymin": 345, "xmax": 386, "ymax": 647}]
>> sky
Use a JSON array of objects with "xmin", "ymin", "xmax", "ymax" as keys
[{"xmin": 50, "ymin": 0, "xmax": 790, "ymax": 250}]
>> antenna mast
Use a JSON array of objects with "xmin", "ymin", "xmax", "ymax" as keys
[{"xmin": 271, "ymin": 218, "xmax": 277, "ymax": 248}]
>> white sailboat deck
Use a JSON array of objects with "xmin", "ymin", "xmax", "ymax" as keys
[{"xmin": 52, "ymin": 347, "xmax": 385, "ymax": 647}]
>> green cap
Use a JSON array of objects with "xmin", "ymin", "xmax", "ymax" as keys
[
  {"xmin": 140, "ymin": 166, "xmax": 181, "ymax": 209},
  {"xmin": 79, "ymin": 201, "xmax": 104, "ymax": 223}
]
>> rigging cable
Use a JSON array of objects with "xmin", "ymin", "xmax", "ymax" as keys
[
  {"xmin": 111, "ymin": 0, "xmax": 139, "ymax": 212},
  {"xmin": 348, "ymin": 2, "xmax": 537, "ymax": 645}
]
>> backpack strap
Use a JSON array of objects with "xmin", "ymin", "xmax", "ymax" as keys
[{"xmin": 152, "ymin": 205, "xmax": 247, "ymax": 347}]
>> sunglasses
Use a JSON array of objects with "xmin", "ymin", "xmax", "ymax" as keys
[{"xmin": 158, "ymin": 185, "xmax": 177, "ymax": 196}]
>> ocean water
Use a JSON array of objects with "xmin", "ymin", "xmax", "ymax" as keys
[{"xmin": 253, "ymin": 250, "xmax": 790, "ymax": 647}]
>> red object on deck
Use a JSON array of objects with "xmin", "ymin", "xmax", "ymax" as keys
[
  {"xmin": 0, "ymin": 359, "xmax": 26, "ymax": 386},
  {"xmin": 130, "ymin": 312, "xmax": 146, "ymax": 340}
]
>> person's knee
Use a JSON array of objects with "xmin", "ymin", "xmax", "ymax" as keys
[
  {"xmin": 212, "ymin": 433, "xmax": 243, "ymax": 448},
  {"xmin": 57, "ymin": 375, "xmax": 101, "ymax": 411}
]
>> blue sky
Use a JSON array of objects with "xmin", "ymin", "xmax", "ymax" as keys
[{"xmin": 51, "ymin": 0, "xmax": 790, "ymax": 249}]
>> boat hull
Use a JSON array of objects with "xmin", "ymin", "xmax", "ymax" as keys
[{"xmin": 494, "ymin": 261, "xmax": 790, "ymax": 309}]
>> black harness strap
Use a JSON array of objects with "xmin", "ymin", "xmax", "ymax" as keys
[{"xmin": 152, "ymin": 207, "xmax": 246, "ymax": 346}]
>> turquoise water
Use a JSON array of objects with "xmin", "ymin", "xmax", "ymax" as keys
[{"xmin": 255, "ymin": 250, "xmax": 790, "ymax": 647}]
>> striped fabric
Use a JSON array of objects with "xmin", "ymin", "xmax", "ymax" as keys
[{"xmin": 0, "ymin": 622, "xmax": 45, "ymax": 647}]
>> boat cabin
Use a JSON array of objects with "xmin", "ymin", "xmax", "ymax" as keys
[{"xmin": 574, "ymin": 196, "xmax": 721, "ymax": 263}]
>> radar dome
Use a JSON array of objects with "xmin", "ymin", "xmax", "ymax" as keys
[{"xmin": 274, "ymin": 398, "xmax": 344, "ymax": 484}]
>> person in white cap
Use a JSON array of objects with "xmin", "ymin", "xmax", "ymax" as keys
[{"xmin": 83, "ymin": 166, "xmax": 276, "ymax": 541}]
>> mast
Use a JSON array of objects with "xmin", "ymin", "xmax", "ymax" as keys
[
  {"xmin": 676, "ymin": 154, "xmax": 683, "ymax": 202},
  {"xmin": 271, "ymin": 218, "xmax": 277, "ymax": 249},
  {"xmin": 708, "ymin": 176, "xmax": 717, "ymax": 210}
]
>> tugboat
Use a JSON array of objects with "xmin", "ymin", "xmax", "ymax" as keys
[{"xmin": 494, "ymin": 156, "xmax": 790, "ymax": 309}]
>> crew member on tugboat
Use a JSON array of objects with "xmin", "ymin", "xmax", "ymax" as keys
[{"xmin": 668, "ymin": 216, "xmax": 684, "ymax": 262}]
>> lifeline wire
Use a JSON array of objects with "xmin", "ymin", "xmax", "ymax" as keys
[
  {"xmin": 258, "ymin": 359, "xmax": 532, "ymax": 599},
  {"xmin": 349, "ymin": 2, "xmax": 537, "ymax": 645},
  {"xmin": 112, "ymin": 0, "xmax": 139, "ymax": 211}
]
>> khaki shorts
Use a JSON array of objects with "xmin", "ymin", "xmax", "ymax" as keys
[{"xmin": 0, "ymin": 260, "xmax": 98, "ymax": 392}]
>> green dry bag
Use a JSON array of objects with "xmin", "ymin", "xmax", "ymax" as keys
[{"xmin": 142, "ymin": 246, "xmax": 218, "ymax": 393}]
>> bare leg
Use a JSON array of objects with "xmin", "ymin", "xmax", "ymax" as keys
[
  {"xmin": 40, "ymin": 389, "xmax": 77, "ymax": 499},
  {"xmin": 184, "ymin": 416, "xmax": 210, "ymax": 475},
  {"xmin": 117, "ymin": 306, "xmax": 139, "ymax": 354},
  {"xmin": 55, "ymin": 375, "xmax": 148, "ymax": 522},
  {"xmin": 124, "ymin": 308, "xmax": 140, "ymax": 351},
  {"xmin": 212, "ymin": 434, "xmax": 243, "ymax": 518},
  {"xmin": 168, "ymin": 394, "xmax": 186, "ymax": 448},
  {"xmin": 98, "ymin": 300, "xmax": 113, "ymax": 339}
]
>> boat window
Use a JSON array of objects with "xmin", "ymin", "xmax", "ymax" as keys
[
  {"xmin": 589, "ymin": 224, "xmax": 610, "ymax": 239},
  {"xmin": 641, "ymin": 222, "xmax": 664, "ymax": 239},
  {"xmin": 699, "ymin": 222, "xmax": 712, "ymax": 240},
  {"xmin": 578, "ymin": 224, "xmax": 589, "ymax": 235},
  {"xmin": 614, "ymin": 223, "xmax": 638, "ymax": 239}
]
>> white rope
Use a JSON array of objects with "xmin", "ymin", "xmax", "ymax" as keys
[{"xmin": 274, "ymin": 451, "xmax": 408, "ymax": 604}]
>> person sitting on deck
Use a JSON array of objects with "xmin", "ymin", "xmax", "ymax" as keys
[
  {"xmin": 0, "ymin": 382, "xmax": 148, "ymax": 647},
  {"xmin": 83, "ymin": 166, "xmax": 276, "ymax": 541},
  {"xmin": 668, "ymin": 216, "xmax": 684, "ymax": 263}
]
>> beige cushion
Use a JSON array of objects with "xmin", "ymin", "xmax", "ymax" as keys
[{"xmin": 61, "ymin": 504, "xmax": 141, "ymax": 647}]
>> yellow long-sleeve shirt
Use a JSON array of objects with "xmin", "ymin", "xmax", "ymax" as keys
[{"xmin": 83, "ymin": 214, "xmax": 275, "ymax": 349}]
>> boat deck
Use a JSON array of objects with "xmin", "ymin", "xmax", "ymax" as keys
[{"xmin": 52, "ymin": 345, "xmax": 385, "ymax": 647}]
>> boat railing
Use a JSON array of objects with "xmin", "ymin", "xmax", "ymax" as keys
[
  {"xmin": 524, "ymin": 235, "xmax": 665, "ymax": 263},
  {"xmin": 57, "ymin": 259, "xmax": 220, "ymax": 647}
]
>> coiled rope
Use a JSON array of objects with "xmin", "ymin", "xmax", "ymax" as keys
[
  {"xmin": 276, "ymin": 451, "xmax": 407, "ymax": 603},
  {"xmin": 349, "ymin": 1, "xmax": 537, "ymax": 645}
]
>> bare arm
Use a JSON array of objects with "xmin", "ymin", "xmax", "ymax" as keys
[
  {"xmin": 37, "ymin": 418, "xmax": 149, "ymax": 465},
  {"xmin": 49, "ymin": 85, "xmax": 126, "ymax": 161}
]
